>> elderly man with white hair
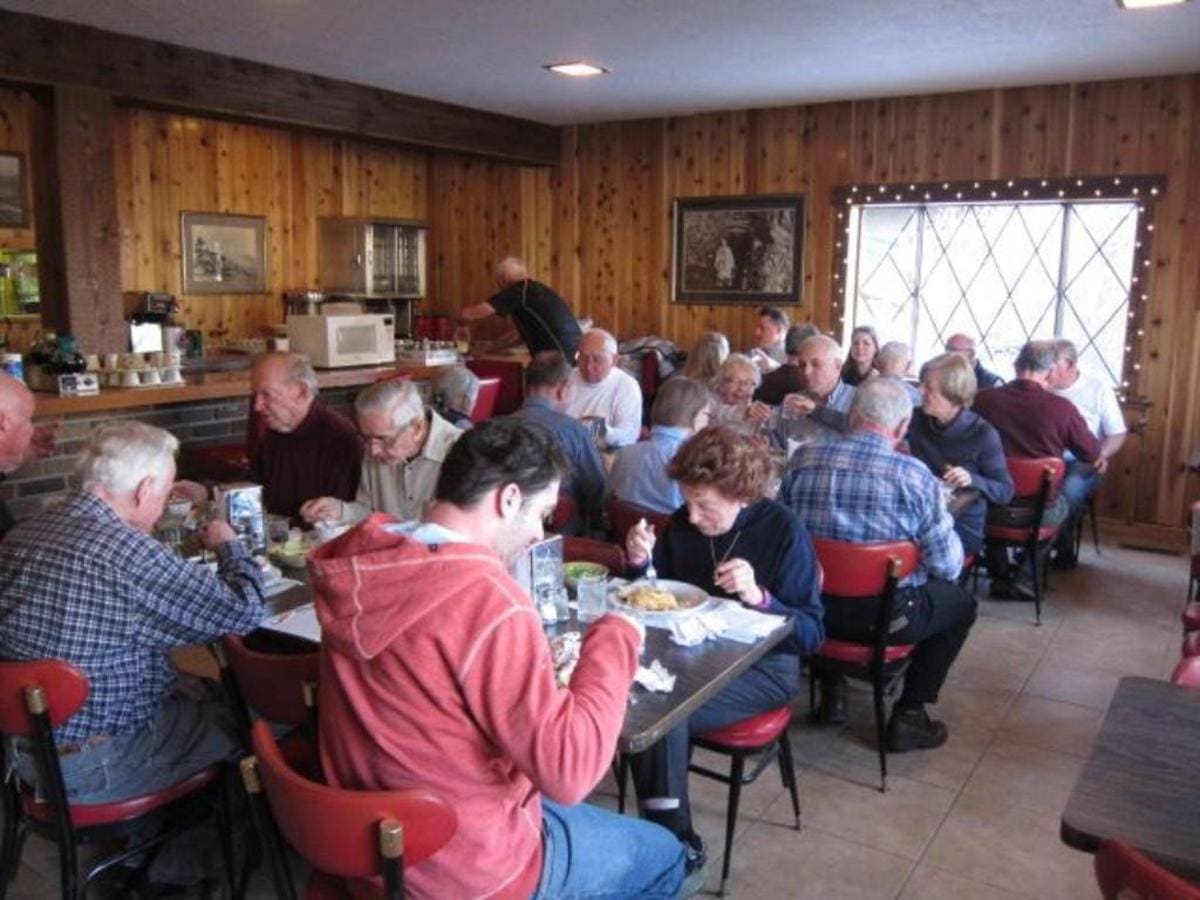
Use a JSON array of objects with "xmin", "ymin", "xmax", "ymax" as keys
[
  {"xmin": 776, "ymin": 334, "xmax": 857, "ymax": 445},
  {"xmin": 875, "ymin": 340, "xmax": 922, "ymax": 405},
  {"xmin": 301, "ymin": 377, "xmax": 463, "ymax": 526},
  {"xmin": 250, "ymin": 351, "xmax": 363, "ymax": 520},
  {"xmin": 781, "ymin": 378, "xmax": 977, "ymax": 749},
  {"xmin": 459, "ymin": 256, "xmax": 583, "ymax": 362},
  {"xmin": 0, "ymin": 372, "xmax": 36, "ymax": 538},
  {"xmin": 0, "ymin": 422, "xmax": 265, "ymax": 891},
  {"xmin": 564, "ymin": 328, "xmax": 644, "ymax": 447}
]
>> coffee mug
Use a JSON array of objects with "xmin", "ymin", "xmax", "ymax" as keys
[
  {"xmin": 85, "ymin": 354, "xmax": 100, "ymax": 372},
  {"xmin": 103, "ymin": 353, "xmax": 120, "ymax": 370},
  {"xmin": 162, "ymin": 367, "xmax": 183, "ymax": 384},
  {"xmin": 120, "ymin": 370, "xmax": 140, "ymax": 388},
  {"xmin": 151, "ymin": 352, "xmax": 166, "ymax": 367},
  {"xmin": 141, "ymin": 368, "xmax": 161, "ymax": 386}
]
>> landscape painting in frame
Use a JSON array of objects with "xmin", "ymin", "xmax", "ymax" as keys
[
  {"xmin": 0, "ymin": 153, "xmax": 27, "ymax": 228},
  {"xmin": 181, "ymin": 212, "xmax": 267, "ymax": 294},
  {"xmin": 672, "ymin": 194, "xmax": 805, "ymax": 306}
]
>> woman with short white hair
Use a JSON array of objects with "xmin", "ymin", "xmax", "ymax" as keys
[{"xmin": 710, "ymin": 354, "xmax": 772, "ymax": 432}]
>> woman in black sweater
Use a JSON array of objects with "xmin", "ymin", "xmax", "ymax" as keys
[{"xmin": 623, "ymin": 426, "xmax": 822, "ymax": 864}]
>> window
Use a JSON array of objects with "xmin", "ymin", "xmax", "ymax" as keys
[{"xmin": 833, "ymin": 177, "xmax": 1163, "ymax": 396}]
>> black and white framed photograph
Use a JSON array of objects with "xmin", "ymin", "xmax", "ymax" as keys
[
  {"xmin": 0, "ymin": 152, "xmax": 27, "ymax": 228},
  {"xmin": 180, "ymin": 212, "xmax": 267, "ymax": 294},
  {"xmin": 672, "ymin": 194, "xmax": 805, "ymax": 305}
]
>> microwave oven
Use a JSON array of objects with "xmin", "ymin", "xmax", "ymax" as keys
[{"xmin": 287, "ymin": 314, "xmax": 396, "ymax": 368}]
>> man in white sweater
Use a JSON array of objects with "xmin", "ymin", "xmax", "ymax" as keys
[
  {"xmin": 565, "ymin": 329, "xmax": 643, "ymax": 448},
  {"xmin": 300, "ymin": 378, "xmax": 463, "ymax": 525}
]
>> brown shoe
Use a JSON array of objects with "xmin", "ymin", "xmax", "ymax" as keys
[{"xmin": 886, "ymin": 707, "xmax": 948, "ymax": 752}]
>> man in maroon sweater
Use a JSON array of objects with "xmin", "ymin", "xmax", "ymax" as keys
[
  {"xmin": 249, "ymin": 353, "xmax": 362, "ymax": 520},
  {"xmin": 973, "ymin": 340, "xmax": 1100, "ymax": 595}
]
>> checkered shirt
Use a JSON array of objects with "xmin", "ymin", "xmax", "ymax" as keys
[
  {"xmin": 780, "ymin": 431, "xmax": 964, "ymax": 587},
  {"xmin": 0, "ymin": 492, "xmax": 265, "ymax": 742}
]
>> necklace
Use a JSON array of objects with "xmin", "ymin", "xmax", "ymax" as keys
[{"xmin": 709, "ymin": 529, "xmax": 744, "ymax": 568}]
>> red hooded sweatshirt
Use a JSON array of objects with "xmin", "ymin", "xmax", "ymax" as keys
[{"xmin": 308, "ymin": 514, "xmax": 640, "ymax": 899}]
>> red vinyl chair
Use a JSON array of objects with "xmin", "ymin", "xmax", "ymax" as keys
[
  {"xmin": 548, "ymin": 493, "xmax": 579, "ymax": 534},
  {"xmin": 984, "ymin": 457, "xmax": 1067, "ymax": 625},
  {"xmin": 0, "ymin": 660, "xmax": 234, "ymax": 900},
  {"xmin": 1183, "ymin": 602, "xmax": 1200, "ymax": 633},
  {"xmin": 809, "ymin": 538, "xmax": 922, "ymax": 792},
  {"xmin": 605, "ymin": 497, "xmax": 672, "ymax": 545},
  {"xmin": 244, "ymin": 721, "xmax": 456, "ymax": 900},
  {"xmin": 689, "ymin": 708, "xmax": 801, "ymax": 896},
  {"xmin": 1183, "ymin": 631, "xmax": 1200, "ymax": 659},
  {"xmin": 1094, "ymin": 839, "xmax": 1200, "ymax": 900},
  {"xmin": 1171, "ymin": 656, "xmax": 1200, "ymax": 689},
  {"xmin": 468, "ymin": 377, "xmax": 502, "ymax": 423},
  {"xmin": 563, "ymin": 536, "xmax": 626, "ymax": 572},
  {"xmin": 466, "ymin": 359, "xmax": 525, "ymax": 415}
]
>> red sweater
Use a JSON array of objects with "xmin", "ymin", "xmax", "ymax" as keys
[
  {"xmin": 972, "ymin": 379, "xmax": 1100, "ymax": 463},
  {"xmin": 308, "ymin": 514, "xmax": 639, "ymax": 899}
]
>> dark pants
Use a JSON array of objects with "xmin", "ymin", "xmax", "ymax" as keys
[
  {"xmin": 627, "ymin": 651, "xmax": 800, "ymax": 838},
  {"xmin": 823, "ymin": 578, "xmax": 977, "ymax": 708},
  {"xmin": 985, "ymin": 494, "xmax": 1071, "ymax": 582}
]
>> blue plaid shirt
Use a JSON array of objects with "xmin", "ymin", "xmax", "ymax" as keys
[
  {"xmin": 780, "ymin": 431, "xmax": 963, "ymax": 587},
  {"xmin": 0, "ymin": 492, "xmax": 266, "ymax": 742}
]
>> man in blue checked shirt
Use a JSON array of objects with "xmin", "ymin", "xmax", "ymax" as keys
[
  {"xmin": 781, "ymin": 377, "xmax": 977, "ymax": 751},
  {"xmin": 0, "ymin": 422, "xmax": 265, "ymax": 891}
]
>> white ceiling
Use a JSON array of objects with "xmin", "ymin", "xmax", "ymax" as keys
[{"xmin": 4, "ymin": 0, "xmax": 1199, "ymax": 125}]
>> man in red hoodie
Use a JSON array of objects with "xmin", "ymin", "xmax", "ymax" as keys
[{"xmin": 311, "ymin": 418, "xmax": 686, "ymax": 899}]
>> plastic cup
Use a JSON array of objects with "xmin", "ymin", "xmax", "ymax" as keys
[{"xmin": 577, "ymin": 573, "xmax": 608, "ymax": 623}]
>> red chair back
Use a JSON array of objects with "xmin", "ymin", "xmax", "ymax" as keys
[
  {"xmin": 0, "ymin": 660, "xmax": 89, "ymax": 735},
  {"xmin": 606, "ymin": 497, "xmax": 672, "ymax": 544},
  {"xmin": 1183, "ymin": 631, "xmax": 1200, "ymax": 659},
  {"xmin": 1171, "ymin": 656, "xmax": 1200, "ymax": 689},
  {"xmin": 563, "ymin": 536, "xmax": 626, "ymax": 572},
  {"xmin": 469, "ymin": 377, "xmax": 502, "ymax": 423},
  {"xmin": 221, "ymin": 635, "xmax": 320, "ymax": 727},
  {"xmin": 811, "ymin": 538, "xmax": 921, "ymax": 598},
  {"xmin": 466, "ymin": 359, "xmax": 525, "ymax": 415},
  {"xmin": 1006, "ymin": 456, "xmax": 1066, "ymax": 501},
  {"xmin": 251, "ymin": 721, "xmax": 456, "ymax": 879},
  {"xmin": 1094, "ymin": 839, "xmax": 1200, "ymax": 900},
  {"xmin": 549, "ymin": 493, "xmax": 579, "ymax": 533}
]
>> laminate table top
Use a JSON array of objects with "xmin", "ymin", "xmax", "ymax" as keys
[{"xmin": 1060, "ymin": 676, "xmax": 1200, "ymax": 881}]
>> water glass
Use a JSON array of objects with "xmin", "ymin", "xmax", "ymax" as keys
[
  {"xmin": 453, "ymin": 325, "xmax": 471, "ymax": 354},
  {"xmin": 577, "ymin": 573, "xmax": 608, "ymax": 623}
]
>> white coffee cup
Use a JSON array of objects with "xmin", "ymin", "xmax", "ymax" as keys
[
  {"xmin": 162, "ymin": 367, "xmax": 183, "ymax": 384},
  {"xmin": 151, "ymin": 351, "xmax": 167, "ymax": 367},
  {"xmin": 120, "ymin": 370, "xmax": 140, "ymax": 388},
  {"xmin": 103, "ymin": 353, "xmax": 120, "ymax": 370},
  {"xmin": 141, "ymin": 368, "xmax": 161, "ymax": 386}
]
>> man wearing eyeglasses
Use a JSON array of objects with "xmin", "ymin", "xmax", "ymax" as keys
[{"xmin": 300, "ymin": 378, "xmax": 463, "ymax": 527}]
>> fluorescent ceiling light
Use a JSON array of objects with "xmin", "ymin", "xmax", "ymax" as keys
[
  {"xmin": 1116, "ymin": 0, "xmax": 1189, "ymax": 8},
  {"xmin": 544, "ymin": 62, "xmax": 608, "ymax": 77}
]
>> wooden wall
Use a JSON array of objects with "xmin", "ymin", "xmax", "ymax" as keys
[{"xmin": 0, "ymin": 86, "xmax": 37, "ymax": 251}]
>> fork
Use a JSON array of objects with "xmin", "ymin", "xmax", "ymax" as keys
[{"xmin": 638, "ymin": 517, "xmax": 658, "ymax": 587}]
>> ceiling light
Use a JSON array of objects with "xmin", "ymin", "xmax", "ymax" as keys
[
  {"xmin": 544, "ymin": 62, "xmax": 608, "ymax": 77},
  {"xmin": 1116, "ymin": 0, "xmax": 1189, "ymax": 8}
]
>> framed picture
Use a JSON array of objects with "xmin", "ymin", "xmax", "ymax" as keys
[
  {"xmin": 0, "ymin": 152, "xmax": 28, "ymax": 228},
  {"xmin": 672, "ymin": 194, "xmax": 805, "ymax": 305},
  {"xmin": 180, "ymin": 212, "xmax": 267, "ymax": 294}
]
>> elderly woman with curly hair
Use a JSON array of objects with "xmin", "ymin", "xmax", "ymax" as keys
[{"xmin": 622, "ymin": 425, "xmax": 823, "ymax": 869}]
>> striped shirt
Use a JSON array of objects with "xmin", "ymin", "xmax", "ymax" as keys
[{"xmin": 780, "ymin": 431, "xmax": 963, "ymax": 587}]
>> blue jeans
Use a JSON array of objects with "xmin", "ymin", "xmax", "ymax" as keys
[
  {"xmin": 1061, "ymin": 460, "xmax": 1101, "ymax": 515},
  {"xmin": 14, "ymin": 676, "xmax": 239, "ymax": 885},
  {"xmin": 533, "ymin": 799, "xmax": 685, "ymax": 899},
  {"xmin": 627, "ymin": 651, "xmax": 800, "ymax": 837}
]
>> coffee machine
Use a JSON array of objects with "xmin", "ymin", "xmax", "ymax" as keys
[{"xmin": 127, "ymin": 292, "xmax": 181, "ymax": 354}]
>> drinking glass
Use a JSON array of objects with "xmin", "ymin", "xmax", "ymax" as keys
[
  {"xmin": 453, "ymin": 325, "xmax": 471, "ymax": 355},
  {"xmin": 577, "ymin": 573, "xmax": 608, "ymax": 623}
]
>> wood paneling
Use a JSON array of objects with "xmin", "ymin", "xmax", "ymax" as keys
[
  {"xmin": 112, "ymin": 108, "xmax": 431, "ymax": 341},
  {"xmin": 0, "ymin": 9, "xmax": 559, "ymax": 166},
  {"xmin": 426, "ymin": 74, "xmax": 1200, "ymax": 534}
]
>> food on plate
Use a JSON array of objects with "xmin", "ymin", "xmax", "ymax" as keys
[
  {"xmin": 626, "ymin": 585, "xmax": 680, "ymax": 612},
  {"xmin": 563, "ymin": 561, "xmax": 608, "ymax": 588},
  {"xmin": 270, "ymin": 528, "xmax": 312, "ymax": 568}
]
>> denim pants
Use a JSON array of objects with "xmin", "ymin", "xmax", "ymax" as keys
[
  {"xmin": 627, "ymin": 651, "xmax": 800, "ymax": 838},
  {"xmin": 533, "ymin": 799, "xmax": 685, "ymax": 899},
  {"xmin": 1053, "ymin": 461, "xmax": 1101, "ymax": 558},
  {"xmin": 14, "ymin": 675, "xmax": 240, "ymax": 885}
]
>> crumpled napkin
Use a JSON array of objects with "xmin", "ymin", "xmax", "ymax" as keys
[
  {"xmin": 550, "ymin": 632, "xmax": 581, "ymax": 687},
  {"xmin": 668, "ymin": 601, "xmax": 786, "ymax": 646},
  {"xmin": 634, "ymin": 659, "xmax": 676, "ymax": 693}
]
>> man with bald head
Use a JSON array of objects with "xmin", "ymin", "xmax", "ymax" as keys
[
  {"xmin": 459, "ymin": 256, "xmax": 583, "ymax": 363},
  {"xmin": 565, "ymin": 328, "xmax": 644, "ymax": 448},
  {"xmin": 249, "ymin": 352, "xmax": 362, "ymax": 520},
  {"xmin": 777, "ymin": 334, "xmax": 857, "ymax": 444},
  {"xmin": 945, "ymin": 333, "xmax": 1002, "ymax": 390},
  {"xmin": 0, "ymin": 372, "xmax": 37, "ymax": 539}
]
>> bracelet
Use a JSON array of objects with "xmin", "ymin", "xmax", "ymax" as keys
[{"xmin": 755, "ymin": 585, "xmax": 774, "ymax": 609}]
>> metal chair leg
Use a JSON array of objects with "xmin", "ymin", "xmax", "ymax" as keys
[
  {"xmin": 614, "ymin": 754, "xmax": 629, "ymax": 815},
  {"xmin": 872, "ymin": 676, "xmax": 888, "ymax": 793},
  {"xmin": 718, "ymin": 754, "xmax": 745, "ymax": 896},
  {"xmin": 777, "ymin": 730, "xmax": 801, "ymax": 830}
]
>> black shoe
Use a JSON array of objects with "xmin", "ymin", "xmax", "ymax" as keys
[
  {"xmin": 679, "ymin": 831, "xmax": 707, "ymax": 897},
  {"xmin": 886, "ymin": 707, "xmax": 949, "ymax": 752},
  {"xmin": 1052, "ymin": 550, "xmax": 1078, "ymax": 570},
  {"xmin": 816, "ymin": 674, "xmax": 849, "ymax": 725},
  {"xmin": 989, "ymin": 579, "xmax": 1036, "ymax": 602}
]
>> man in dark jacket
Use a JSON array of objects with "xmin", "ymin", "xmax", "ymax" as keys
[{"xmin": 946, "ymin": 333, "xmax": 1003, "ymax": 389}]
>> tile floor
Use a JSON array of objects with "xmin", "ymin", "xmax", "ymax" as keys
[{"xmin": 3, "ymin": 541, "xmax": 1189, "ymax": 899}]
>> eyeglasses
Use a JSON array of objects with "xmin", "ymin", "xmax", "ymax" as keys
[{"xmin": 360, "ymin": 426, "xmax": 414, "ymax": 450}]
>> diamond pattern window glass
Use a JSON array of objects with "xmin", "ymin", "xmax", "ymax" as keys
[{"xmin": 845, "ymin": 200, "xmax": 1139, "ymax": 387}]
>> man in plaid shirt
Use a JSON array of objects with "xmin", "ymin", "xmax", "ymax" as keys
[
  {"xmin": 781, "ymin": 377, "xmax": 977, "ymax": 751},
  {"xmin": 0, "ymin": 422, "xmax": 265, "ymax": 890}
]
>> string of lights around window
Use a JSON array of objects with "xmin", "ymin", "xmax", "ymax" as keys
[{"xmin": 829, "ymin": 174, "xmax": 1166, "ymax": 403}]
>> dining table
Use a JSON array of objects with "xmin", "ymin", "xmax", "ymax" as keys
[
  {"xmin": 1060, "ymin": 676, "xmax": 1200, "ymax": 882},
  {"xmin": 260, "ymin": 571, "xmax": 793, "ymax": 754}
]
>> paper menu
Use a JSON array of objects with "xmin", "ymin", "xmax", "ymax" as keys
[{"xmin": 260, "ymin": 602, "xmax": 322, "ymax": 642}]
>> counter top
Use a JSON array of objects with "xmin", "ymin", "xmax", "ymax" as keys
[{"xmin": 33, "ymin": 362, "xmax": 449, "ymax": 418}]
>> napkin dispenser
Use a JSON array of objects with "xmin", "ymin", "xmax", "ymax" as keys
[
  {"xmin": 510, "ymin": 534, "xmax": 563, "ymax": 600},
  {"xmin": 213, "ymin": 482, "xmax": 266, "ymax": 555}
]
